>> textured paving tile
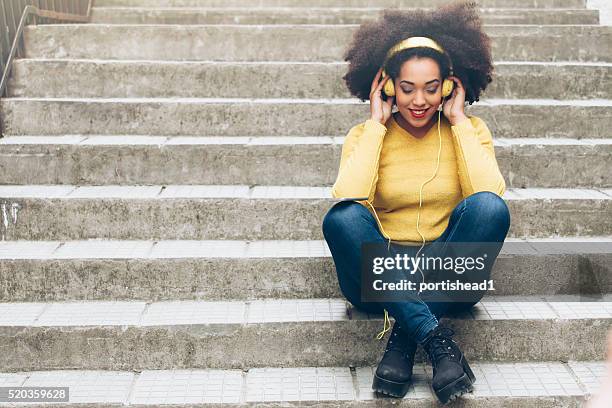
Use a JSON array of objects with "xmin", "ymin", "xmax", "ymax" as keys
[
  {"xmin": 80, "ymin": 135, "xmax": 168, "ymax": 145},
  {"xmin": 246, "ymin": 299, "xmax": 348, "ymax": 323},
  {"xmin": 0, "ymin": 303, "xmax": 46, "ymax": 326},
  {"xmin": 250, "ymin": 186, "xmax": 331, "ymax": 199},
  {"xmin": 131, "ymin": 370, "xmax": 242, "ymax": 404},
  {"xmin": 471, "ymin": 300, "xmax": 558, "ymax": 320},
  {"xmin": 1, "ymin": 185, "xmax": 610, "ymax": 201},
  {"xmin": 548, "ymin": 302, "xmax": 612, "ymax": 319},
  {"xmin": 470, "ymin": 363, "xmax": 583, "ymax": 397},
  {"xmin": 159, "ymin": 185, "xmax": 249, "ymax": 198},
  {"xmin": 510, "ymin": 188, "xmax": 610, "ymax": 200},
  {"xmin": 0, "ymin": 373, "xmax": 28, "ymax": 388},
  {"xmin": 33, "ymin": 301, "xmax": 145, "ymax": 326},
  {"xmin": 0, "ymin": 362, "xmax": 602, "ymax": 404},
  {"xmin": 141, "ymin": 301, "xmax": 245, "ymax": 326},
  {"xmin": 0, "ymin": 185, "xmax": 75, "ymax": 198},
  {"xmin": 0, "ymin": 241, "xmax": 60, "ymax": 259},
  {"xmin": 166, "ymin": 136, "xmax": 250, "ymax": 145},
  {"xmin": 54, "ymin": 241, "xmax": 153, "ymax": 259},
  {"xmin": 68, "ymin": 185, "xmax": 161, "ymax": 199},
  {"xmin": 245, "ymin": 240, "xmax": 330, "ymax": 258},
  {"xmin": 24, "ymin": 371, "xmax": 133, "ymax": 403},
  {"xmin": 0, "ymin": 238, "xmax": 609, "ymax": 260},
  {"xmin": 569, "ymin": 361, "xmax": 607, "ymax": 395},
  {"xmin": 246, "ymin": 367, "xmax": 354, "ymax": 402},
  {"xmin": 150, "ymin": 240, "xmax": 248, "ymax": 258}
]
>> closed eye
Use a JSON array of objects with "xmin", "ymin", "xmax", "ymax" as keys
[{"xmin": 401, "ymin": 88, "xmax": 438, "ymax": 94}]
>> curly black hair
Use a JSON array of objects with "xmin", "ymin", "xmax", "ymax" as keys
[{"xmin": 342, "ymin": 1, "xmax": 494, "ymax": 105}]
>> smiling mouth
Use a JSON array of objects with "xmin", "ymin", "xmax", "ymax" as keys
[
  {"xmin": 409, "ymin": 108, "xmax": 428, "ymax": 114},
  {"xmin": 408, "ymin": 108, "xmax": 429, "ymax": 118}
]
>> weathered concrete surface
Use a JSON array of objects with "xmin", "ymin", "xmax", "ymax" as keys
[
  {"xmin": 0, "ymin": 318, "xmax": 607, "ymax": 371},
  {"xmin": 0, "ymin": 140, "xmax": 609, "ymax": 188},
  {"xmin": 90, "ymin": 7, "xmax": 600, "ymax": 25},
  {"xmin": 94, "ymin": 0, "xmax": 588, "ymax": 8},
  {"xmin": 23, "ymin": 25, "xmax": 612, "ymax": 62},
  {"xmin": 0, "ymin": 251, "xmax": 609, "ymax": 301},
  {"xmin": 8, "ymin": 59, "xmax": 612, "ymax": 100},
  {"xmin": 0, "ymin": 396, "xmax": 583, "ymax": 408},
  {"xmin": 2, "ymin": 99, "xmax": 610, "ymax": 138},
  {"xmin": 0, "ymin": 196, "xmax": 610, "ymax": 240}
]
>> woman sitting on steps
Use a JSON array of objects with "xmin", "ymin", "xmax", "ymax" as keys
[{"xmin": 322, "ymin": 1, "xmax": 511, "ymax": 403}]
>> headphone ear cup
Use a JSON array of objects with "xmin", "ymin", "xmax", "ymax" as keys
[
  {"xmin": 441, "ymin": 78, "xmax": 454, "ymax": 98},
  {"xmin": 382, "ymin": 71, "xmax": 395, "ymax": 97}
]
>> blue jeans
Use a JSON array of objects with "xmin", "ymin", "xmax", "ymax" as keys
[{"xmin": 322, "ymin": 191, "xmax": 511, "ymax": 344}]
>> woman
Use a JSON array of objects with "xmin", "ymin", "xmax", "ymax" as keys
[{"xmin": 322, "ymin": 1, "xmax": 511, "ymax": 403}]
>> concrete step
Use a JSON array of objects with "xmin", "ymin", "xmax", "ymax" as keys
[
  {"xmin": 89, "ymin": 7, "xmax": 601, "ymax": 25},
  {"xmin": 0, "ymin": 136, "xmax": 610, "ymax": 188},
  {"xmin": 7, "ymin": 59, "xmax": 612, "ymax": 100},
  {"xmin": 0, "ymin": 238, "xmax": 609, "ymax": 302},
  {"xmin": 22, "ymin": 24, "xmax": 612, "ymax": 62},
  {"xmin": 0, "ymin": 362, "xmax": 604, "ymax": 405},
  {"xmin": 0, "ymin": 297, "xmax": 609, "ymax": 370},
  {"xmin": 2, "ymin": 98, "xmax": 610, "ymax": 138},
  {"xmin": 94, "ymin": 0, "xmax": 588, "ymax": 8},
  {"xmin": 0, "ymin": 361, "xmax": 605, "ymax": 405},
  {"xmin": 0, "ymin": 186, "xmax": 610, "ymax": 240}
]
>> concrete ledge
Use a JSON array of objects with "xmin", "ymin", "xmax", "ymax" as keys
[
  {"xmin": 0, "ymin": 298, "xmax": 610, "ymax": 370},
  {"xmin": 2, "ymin": 98, "xmax": 611, "ymax": 137},
  {"xmin": 0, "ymin": 186, "xmax": 610, "ymax": 240},
  {"xmin": 93, "ymin": 0, "xmax": 588, "ymax": 9},
  {"xmin": 8, "ymin": 60, "xmax": 611, "ymax": 100},
  {"xmin": 0, "ymin": 239, "xmax": 610, "ymax": 301},
  {"xmin": 0, "ymin": 136, "xmax": 609, "ymax": 188},
  {"xmin": 89, "ymin": 7, "xmax": 600, "ymax": 25},
  {"xmin": 22, "ymin": 24, "xmax": 612, "ymax": 62}
]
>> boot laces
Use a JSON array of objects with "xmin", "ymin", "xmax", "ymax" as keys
[
  {"xmin": 427, "ymin": 328, "xmax": 457, "ymax": 362},
  {"xmin": 386, "ymin": 325, "xmax": 405, "ymax": 351}
]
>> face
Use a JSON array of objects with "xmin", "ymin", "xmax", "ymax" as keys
[{"xmin": 393, "ymin": 57, "xmax": 443, "ymax": 128}]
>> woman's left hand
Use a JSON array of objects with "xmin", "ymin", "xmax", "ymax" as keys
[{"xmin": 442, "ymin": 76, "xmax": 469, "ymax": 126}]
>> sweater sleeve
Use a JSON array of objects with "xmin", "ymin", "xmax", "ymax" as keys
[
  {"xmin": 331, "ymin": 119, "xmax": 387, "ymax": 202},
  {"xmin": 450, "ymin": 116, "xmax": 506, "ymax": 198}
]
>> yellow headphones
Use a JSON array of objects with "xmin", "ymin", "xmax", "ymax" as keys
[{"xmin": 381, "ymin": 36, "xmax": 455, "ymax": 98}]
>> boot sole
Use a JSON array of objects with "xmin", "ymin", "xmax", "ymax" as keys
[
  {"xmin": 372, "ymin": 374, "xmax": 411, "ymax": 398},
  {"xmin": 434, "ymin": 357, "xmax": 476, "ymax": 404}
]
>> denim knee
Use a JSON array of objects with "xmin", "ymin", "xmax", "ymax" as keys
[
  {"xmin": 322, "ymin": 200, "xmax": 369, "ymax": 239},
  {"xmin": 466, "ymin": 191, "xmax": 511, "ymax": 233}
]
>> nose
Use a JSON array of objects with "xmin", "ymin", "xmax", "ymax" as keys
[{"xmin": 413, "ymin": 89, "xmax": 426, "ymax": 106}]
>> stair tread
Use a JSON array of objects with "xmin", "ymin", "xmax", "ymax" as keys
[
  {"xmin": 1, "ymin": 297, "xmax": 611, "ymax": 327},
  {"xmin": 5, "ymin": 96, "xmax": 612, "ymax": 105},
  {"xmin": 0, "ymin": 361, "xmax": 604, "ymax": 404},
  {"xmin": 1, "ymin": 238, "xmax": 611, "ymax": 260},
  {"xmin": 2, "ymin": 135, "xmax": 612, "ymax": 145},
  {"xmin": 0, "ymin": 184, "xmax": 609, "ymax": 199}
]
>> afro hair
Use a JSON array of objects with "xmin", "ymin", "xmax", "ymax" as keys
[{"xmin": 342, "ymin": 1, "xmax": 494, "ymax": 105}]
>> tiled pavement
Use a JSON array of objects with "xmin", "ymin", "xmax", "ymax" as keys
[{"xmin": 0, "ymin": 362, "xmax": 603, "ymax": 404}]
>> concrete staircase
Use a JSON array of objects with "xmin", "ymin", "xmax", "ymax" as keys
[{"xmin": 0, "ymin": 0, "xmax": 610, "ymax": 405}]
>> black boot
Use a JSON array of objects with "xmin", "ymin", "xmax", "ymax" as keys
[
  {"xmin": 421, "ymin": 326, "xmax": 476, "ymax": 404},
  {"xmin": 372, "ymin": 322, "xmax": 418, "ymax": 397}
]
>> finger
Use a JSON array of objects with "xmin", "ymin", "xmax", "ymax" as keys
[
  {"xmin": 371, "ymin": 77, "xmax": 388, "ymax": 97},
  {"xmin": 452, "ymin": 76, "xmax": 464, "ymax": 89},
  {"xmin": 371, "ymin": 68, "xmax": 383, "ymax": 91},
  {"xmin": 377, "ymin": 75, "xmax": 390, "ymax": 90}
]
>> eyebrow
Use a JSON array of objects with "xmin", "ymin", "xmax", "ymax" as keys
[{"xmin": 399, "ymin": 79, "xmax": 440, "ymax": 86}]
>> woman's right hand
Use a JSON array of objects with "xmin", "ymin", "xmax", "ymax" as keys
[{"xmin": 369, "ymin": 67, "xmax": 395, "ymax": 125}]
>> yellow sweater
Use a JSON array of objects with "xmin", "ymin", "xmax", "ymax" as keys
[{"xmin": 331, "ymin": 113, "xmax": 506, "ymax": 244}]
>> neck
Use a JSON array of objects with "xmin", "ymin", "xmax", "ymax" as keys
[{"xmin": 394, "ymin": 111, "xmax": 438, "ymax": 138}]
